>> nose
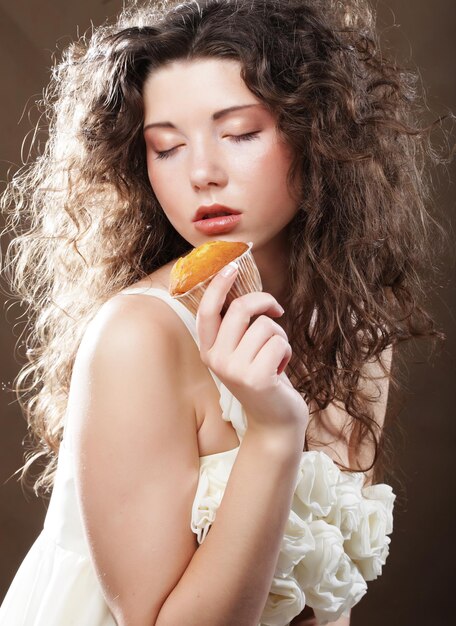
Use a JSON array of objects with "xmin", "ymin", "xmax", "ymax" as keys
[{"xmin": 189, "ymin": 142, "xmax": 228, "ymax": 190}]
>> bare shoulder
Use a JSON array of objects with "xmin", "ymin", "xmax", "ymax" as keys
[
  {"xmin": 68, "ymin": 289, "xmax": 191, "ymax": 443},
  {"xmin": 80, "ymin": 258, "xmax": 181, "ymax": 347},
  {"xmin": 79, "ymin": 284, "xmax": 182, "ymax": 362}
]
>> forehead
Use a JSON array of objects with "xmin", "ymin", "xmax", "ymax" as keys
[{"xmin": 143, "ymin": 58, "xmax": 260, "ymax": 117}]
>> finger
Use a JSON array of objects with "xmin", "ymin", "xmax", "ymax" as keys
[
  {"xmin": 233, "ymin": 316, "xmax": 289, "ymax": 367},
  {"xmin": 277, "ymin": 351, "xmax": 292, "ymax": 375},
  {"xmin": 250, "ymin": 335, "xmax": 292, "ymax": 381},
  {"xmin": 212, "ymin": 293, "xmax": 285, "ymax": 354},
  {"xmin": 196, "ymin": 262, "xmax": 239, "ymax": 353}
]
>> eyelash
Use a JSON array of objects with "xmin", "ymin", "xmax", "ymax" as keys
[{"xmin": 154, "ymin": 131, "xmax": 260, "ymax": 161}]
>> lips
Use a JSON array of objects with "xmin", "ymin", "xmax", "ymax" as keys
[
  {"xmin": 193, "ymin": 204, "xmax": 241, "ymax": 222},
  {"xmin": 193, "ymin": 213, "xmax": 242, "ymax": 235}
]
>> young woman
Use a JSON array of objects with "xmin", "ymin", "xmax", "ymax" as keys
[{"xmin": 0, "ymin": 1, "xmax": 445, "ymax": 624}]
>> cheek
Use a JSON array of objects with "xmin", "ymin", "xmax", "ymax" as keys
[
  {"xmin": 247, "ymin": 143, "xmax": 294, "ymax": 197},
  {"xmin": 230, "ymin": 143, "xmax": 277, "ymax": 188},
  {"xmin": 266, "ymin": 135, "xmax": 291, "ymax": 172},
  {"xmin": 268, "ymin": 142, "xmax": 293, "ymax": 179}
]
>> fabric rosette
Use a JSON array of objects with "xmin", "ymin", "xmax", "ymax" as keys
[
  {"xmin": 191, "ymin": 448, "xmax": 395, "ymax": 626},
  {"xmin": 292, "ymin": 451, "xmax": 340, "ymax": 521},
  {"xmin": 272, "ymin": 510, "xmax": 315, "ymax": 578},
  {"xmin": 324, "ymin": 471, "xmax": 365, "ymax": 540},
  {"xmin": 259, "ymin": 575, "xmax": 305, "ymax": 626},
  {"xmin": 344, "ymin": 483, "xmax": 395, "ymax": 581},
  {"xmin": 263, "ymin": 452, "xmax": 395, "ymax": 624},
  {"xmin": 294, "ymin": 520, "xmax": 367, "ymax": 625},
  {"xmin": 285, "ymin": 453, "xmax": 395, "ymax": 624}
]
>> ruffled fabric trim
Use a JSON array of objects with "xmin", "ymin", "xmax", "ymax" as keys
[
  {"xmin": 191, "ymin": 449, "xmax": 395, "ymax": 626},
  {"xmin": 191, "ymin": 451, "xmax": 238, "ymax": 543}
]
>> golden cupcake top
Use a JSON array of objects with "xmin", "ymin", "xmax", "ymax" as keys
[{"xmin": 169, "ymin": 240, "xmax": 249, "ymax": 295}]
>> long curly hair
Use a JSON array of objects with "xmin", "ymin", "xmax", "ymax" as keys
[{"xmin": 1, "ymin": 0, "xmax": 449, "ymax": 496}]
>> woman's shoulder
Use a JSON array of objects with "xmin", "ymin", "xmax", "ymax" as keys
[
  {"xmin": 79, "ymin": 266, "xmax": 178, "ymax": 357},
  {"xmin": 65, "ymin": 264, "xmax": 198, "ymax": 445}
]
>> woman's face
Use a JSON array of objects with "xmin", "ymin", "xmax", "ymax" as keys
[{"xmin": 143, "ymin": 58, "xmax": 301, "ymax": 252}]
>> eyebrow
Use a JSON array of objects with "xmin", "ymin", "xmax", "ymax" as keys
[{"xmin": 143, "ymin": 104, "xmax": 262, "ymax": 132}]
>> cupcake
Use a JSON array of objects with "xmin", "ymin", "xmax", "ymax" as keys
[{"xmin": 169, "ymin": 240, "xmax": 262, "ymax": 316}]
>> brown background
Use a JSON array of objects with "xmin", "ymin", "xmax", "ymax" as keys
[{"xmin": 0, "ymin": 1, "xmax": 455, "ymax": 624}]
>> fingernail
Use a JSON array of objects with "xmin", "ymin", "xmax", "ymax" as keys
[{"xmin": 220, "ymin": 261, "xmax": 239, "ymax": 277}]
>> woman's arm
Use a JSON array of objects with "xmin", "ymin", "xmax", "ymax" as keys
[
  {"xmin": 69, "ymin": 294, "xmax": 306, "ymax": 626},
  {"xmin": 158, "ymin": 422, "xmax": 305, "ymax": 626}
]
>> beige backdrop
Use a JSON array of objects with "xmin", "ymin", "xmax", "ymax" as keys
[{"xmin": 1, "ymin": 1, "xmax": 455, "ymax": 624}]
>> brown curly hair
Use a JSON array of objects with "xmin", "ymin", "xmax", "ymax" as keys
[{"xmin": 1, "ymin": 0, "xmax": 449, "ymax": 496}]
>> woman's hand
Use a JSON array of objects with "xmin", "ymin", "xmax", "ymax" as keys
[{"xmin": 196, "ymin": 262, "xmax": 309, "ymax": 437}]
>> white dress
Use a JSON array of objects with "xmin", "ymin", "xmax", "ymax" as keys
[{"xmin": 0, "ymin": 287, "xmax": 395, "ymax": 626}]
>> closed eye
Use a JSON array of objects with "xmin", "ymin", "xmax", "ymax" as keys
[
  {"xmin": 153, "ymin": 131, "xmax": 261, "ymax": 160},
  {"xmin": 154, "ymin": 146, "xmax": 181, "ymax": 161},
  {"xmin": 229, "ymin": 131, "xmax": 260, "ymax": 143}
]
